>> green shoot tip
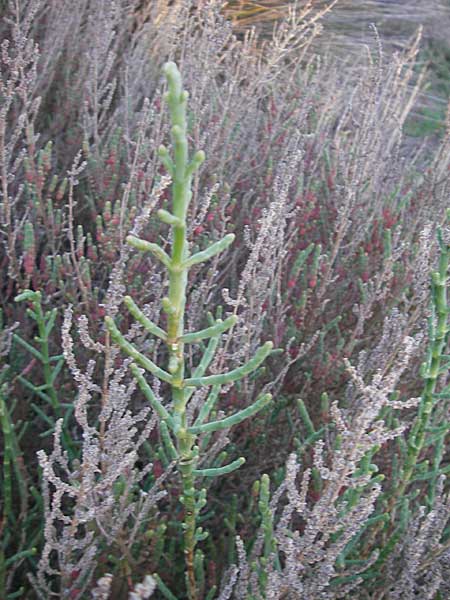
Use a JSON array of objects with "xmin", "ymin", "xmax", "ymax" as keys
[
  {"xmin": 15, "ymin": 290, "xmax": 41, "ymax": 302},
  {"xmin": 172, "ymin": 125, "xmax": 183, "ymax": 139},
  {"xmin": 162, "ymin": 61, "xmax": 178, "ymax": 76},
  {"xmin": 193, "ymin": 150, "xmax": 205, "ymax": 163},
  {"xmin": 162, "ymin": 297, "xmax": 176, "ymax": 314}
]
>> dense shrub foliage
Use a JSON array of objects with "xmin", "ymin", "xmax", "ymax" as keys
[{"xmin": 0, "ymin": 1, "xmax": 449, "ymax": 598}]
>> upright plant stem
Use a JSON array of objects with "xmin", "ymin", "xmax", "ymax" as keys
[
  {"xmin": 106, "ymin": 62, "xmax": 273, "ymax": 599},
  {"xmin": 0, "ymin": 386, "xmax": 13, "ymax": 531},
  {"xmin": 397, "ymin": 228, "xmax": 449, "ymax": 495},
  {"xmin": 363, "ymin": 222, "xmax": 450, "ymax": 575},
  {"xmin": 162, "ymin": 63, "xmax": 198, "ymax": 598}
]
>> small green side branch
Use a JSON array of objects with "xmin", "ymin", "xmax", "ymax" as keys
[{"xmin": 105, "ymin": 61, "xmax": 274, "ymax": 600}]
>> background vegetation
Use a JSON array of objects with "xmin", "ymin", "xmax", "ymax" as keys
[{"xmin": 1, "ymin": 1, "xmax": 450, "ymax": 598}]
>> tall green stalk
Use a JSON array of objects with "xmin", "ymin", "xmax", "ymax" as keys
[
  {"xmin": 13, "ymin": 291, "xmax": 74, "ymax": 455},
  {"xmin": 358, "ymin": 216, "xmax": 450, "ymax": 582},
  {"xmin": 401, "ymin": 227, "xmax": 449, "ymax": 490},
  {"xmin": 0, "ymin": 311, "xmax": 38, "ymax": 599},
  {"xmin": 378, "ymin": 222, "xmax": 450, "ymax": 512},
  {"xmin": 14, "ymin": 291, "xmax": 61, "ymax": 415},
  {"xmin": 106, "ymin": 62, "xmax": 273, "ymax": 599}
]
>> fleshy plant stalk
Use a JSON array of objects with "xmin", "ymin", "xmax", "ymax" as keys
[{"xmin": 105, "ymin": 62, "xmax": 274, "ymax": 600}]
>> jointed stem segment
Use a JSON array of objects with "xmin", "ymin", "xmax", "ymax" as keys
[
  {"xmin": 397, "ymin": 228, "xmax": 450, "ymax": 495},
  {"xmin": 362, "ymin": 220, "xmax": 450, "ymax": 574},
  {"xmin": 188, "ymin": 393, "xmax": 272, "ymax": 434},
  {"xmin": 106, "ymin": 62, "xmax": 273, "ymax": 600},
  {"xmin": 124, "ymin": 295, "xmax": 167, "ymax": 341},
  {"xmin": 180, "ymin": 315, "xmax": 238, "ymax": 343}
]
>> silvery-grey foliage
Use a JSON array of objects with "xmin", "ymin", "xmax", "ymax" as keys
[
  {"xmin": 30, "ymin": 303, "xmax": 171, "ymax": 598},
  {"xmin": 2, "ymin": 1, "xmax": 448, "ymax": 598}
]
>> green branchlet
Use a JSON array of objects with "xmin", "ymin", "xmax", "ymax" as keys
[
  {"xmin": 106, "ymin": 318, "xmax": 173, "ymax": 384},
  {"xmin": 1, "ymin": 313, "xmax": 39, "ymax": 598},
  {"xmin": 126, "ymin": 235, "xmax": 172, "ymax": 268},
  {"xmin": 183, "ymin": 234, "xmax": 235, "ymax": 268},
  {"xmin": 108, "ymin": 62, "xmax": 274, "ymax": 600},
  {"xmin": 180, "ymin": 315, "xmax": 238, "ymax": 343},
  {"xmin": 257, "ymin": 474, "xmax": 278, "ymax": 594},
  {"xmin": 185, "ymin": 342, "xmax": 273, "ymax": 387},
  {"xmin": 193, "ymin": 457, "xmax": 245, "ymax": 477},
  {"xmin": 124, "ymin": 295, "xmax": 167, "ymax": 341},
  {"xmin": 13, "ymin": 291, "xmax": 75, "ymax": 454},
  {"xmin": 194, "ymin": 385, "xmax": 220, "ymax": 426},
  {"xmin": 129, "ymin": 364, "xmax": 174, "ymax": 428},
  {"xmin": 0, "ymin": 389, "xmax": 13, "ymax": 529},
  {"xmin": 188, "ymin": 393, "xmax": 272, "ymax": 434},
  {"xmin": 400, "ymin": 225, "xmax": 450, "ymax": 491},
  {"xmin": 362, "ymin": 216, "xmax": 450, "ymax": 577}
]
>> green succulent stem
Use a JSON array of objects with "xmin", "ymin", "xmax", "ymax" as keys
[
  {"xmin": 0, "ymin": 386, "xmax": 13, "ymax": 528},
  {"xmin": 180, "ymin": 315, "xmax": 238, "ymax": 343},
  {"xmin": 185, "ymin": 342, "xmax": 273, "ymax": 387},
  {"xmin": 193, "ymin": 457, "xmax": 245, "ymax": 477},
  {"xmin": 15, "ymin": 291, "xmax": 59, "ymax": 413},
  {"xmin": 124, "ymin": 295, "xmax": 167, "ymax": 341},
  {"xmin": 108, "ymin": 62, "xmax": 273, "ymax": 600},
  {"xmin": 188, "ymin": 393, "xmax": 272, "ymax": 434},
  {"xmin": 363, "ymin": 218, "xmax": 450, "ymax": 577},
  {"xmin": 13, "ymin": 291, "xmax": 75, "ymax": 455},
  {"xmin": 398, "ymin": 228, "xmax": 450, "ymax": 493}
]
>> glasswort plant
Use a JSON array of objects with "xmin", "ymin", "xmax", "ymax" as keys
[{"xmin": 105, "ymin": 62, "xmax": 274, "ymax": 600}]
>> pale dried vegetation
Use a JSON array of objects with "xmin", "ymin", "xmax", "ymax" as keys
[{"xmin": 0, "ymin": 1, "xmax": 449, "ymax": 599}]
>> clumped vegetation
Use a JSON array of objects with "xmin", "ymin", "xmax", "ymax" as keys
[{"xmin": 1, "ymin": 1, "xmax": 449, "ymax": 599}]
